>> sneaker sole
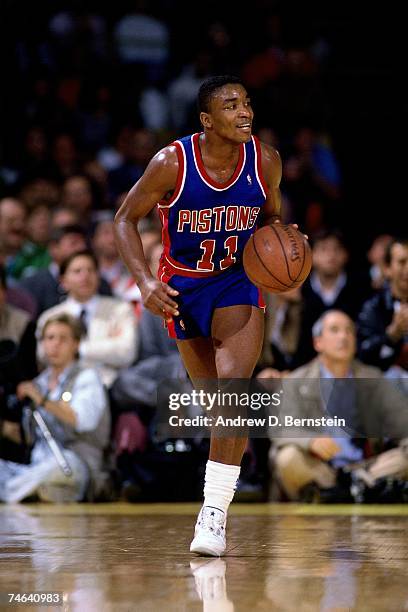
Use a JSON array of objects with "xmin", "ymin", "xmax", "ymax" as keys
[{"xmin": 190, "ymin": 543, "xmax": 225, "ymax": 557}]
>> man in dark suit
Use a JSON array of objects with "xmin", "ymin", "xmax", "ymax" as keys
[
  {"xmin": 293, "ymin": 229, "xmax": 371, "ymax": 367},
  {"xmin": 270, "ymin": 310, "xmax": 408, "ymax": 501},
  {"xmin": 358, "ymin": 237, "xmax": 408, "ymax": 372}
]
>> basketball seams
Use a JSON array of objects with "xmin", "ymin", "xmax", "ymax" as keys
[
  {"xmin": 245, "ymin": 266, "xmax": 289, "ymax": 291},
  {"xmin": 270, "ymin": 223, "xmax": 298, "ymax": 282},
  {"xmin": 292, "ymin": 236, "xmax": 308, "ymax": 284},
  {"xmin": 244, "ymin": 225, "xmax": 312, "ymax": 293},
  {"xmin": 251, "ymin": 233, "xmax": 293, "ymax": 289}
]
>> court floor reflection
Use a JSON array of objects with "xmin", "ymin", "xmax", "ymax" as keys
[{"xmin": 0, "ymin": 504, "xmax": 407, "ymax": 611}]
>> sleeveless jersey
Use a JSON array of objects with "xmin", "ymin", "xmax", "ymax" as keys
[{"xmin": 158, "ymin": 133, "xmax": 268, "ymax": 278}]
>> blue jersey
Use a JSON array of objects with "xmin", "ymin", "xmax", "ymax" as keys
[{"xmin": 158, "ymin": 133, "xmax": 267, "ymax": 279}]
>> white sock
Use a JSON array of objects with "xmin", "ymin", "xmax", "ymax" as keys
[{"xmin": 203, "ymin": 460, "xmax": 241, "ymax": 514}]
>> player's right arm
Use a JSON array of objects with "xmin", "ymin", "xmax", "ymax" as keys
[{"xmin": 114, "ymin": 146, "xmax": 180, "ymax": 321}]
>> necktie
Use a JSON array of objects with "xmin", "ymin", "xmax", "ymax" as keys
[{"xmin": 79, "ymin": 307, "xmax": 88, "ymax": 335}]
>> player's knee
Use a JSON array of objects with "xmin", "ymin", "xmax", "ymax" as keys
[{"xmin": 217, "ymin": 360, "xmax": 254, "ymax": 379}]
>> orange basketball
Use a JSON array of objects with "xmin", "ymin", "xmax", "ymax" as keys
[{"xmin": 243, "ymin": 224, "xmax": 312, "ymax": 293}]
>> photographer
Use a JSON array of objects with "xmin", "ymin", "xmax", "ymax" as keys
[
  {"xmin": 0, "ymin": 313, "xmax": 110, "ymax": 503},
  {"xmin": 0, "ymin": 264, "xmax": 37, "ymax": 461}
]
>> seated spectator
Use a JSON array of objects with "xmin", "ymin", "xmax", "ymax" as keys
[
  {"xmin": 51, "ymin": 205, "xmax": 80, "ymax": 229},
  {"xmin": 0, "ymin": 314, "xmax": 110, "ymax": 503},
  {"xmin": 358, "ymin": 237, "xmax": 408, "ymax": 373},
  {"xmin": 92, "ymin": 212, "xmax": 141, "ymax": 311},
  {"xmin": 293, "ymin": 229, "xmax": 371, "ymax": 367},
  {"xmin": 19, "ymin": 224, "xmax": 112, "ymax": 316},
  {"xmin": 19, "ymin": 177, "xmax": 60, "ymax": 210},
  {"xmin": 366, "ymin": 234, "xmax": 393, "ymax": 291},
  {"xmin": 270, "ymin": 310, "xmax": 408, "ymax": 501},
  {"xmin": 108, "ymin": 128, "xmax": 157, "ymax": 203},
  {"xmin": 51, "ymin": 134, "xmax": 81, "ymax": 182},
  {"xmin": 258, "ymin": 287, "xmax": 302, "ymax": 375},
  {"xmin": 1, "ymin": 263, "xmax": 37, "ymax": 462},
  {"xmin": 0, "ymin": 239, "xmax": 37, "ymax": 318},
  {"xmin": 0, "ymin": 264, "xmax": 37, "ymax": 380},
  {"xmin": 10, "ymin": 203, "xmax": 52, "ymax": 280},
  {"xmin": 61, "ymin": 175, "xmax": 95, "ymax": 228},
  {"xmin": 0, "ymin": 197, "xmax": 27, "ymax": 279},
  {"xmin": 36, "ymin": 250, "xmax": 138, "ymax": 387}
]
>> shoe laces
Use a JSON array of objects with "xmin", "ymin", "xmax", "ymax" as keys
[{"xmin": 199, "ymin": 507, "xmax": 225, "ymax": 537}]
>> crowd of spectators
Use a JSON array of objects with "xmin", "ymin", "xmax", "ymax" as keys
[{"xmin": 0, "ymin": 3, "xmax": 406, "ymax": 504}]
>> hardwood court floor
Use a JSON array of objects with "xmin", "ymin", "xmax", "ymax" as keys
[{"xmin": 0, "ymin": 503, "xmax": 407, "ymax": 611}]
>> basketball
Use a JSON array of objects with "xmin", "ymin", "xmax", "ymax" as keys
[{"xmin": 243, "ymin": 223, "xmax": 312, "ymax": 293}]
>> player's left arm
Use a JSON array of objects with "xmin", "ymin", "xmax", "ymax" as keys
[{"xmin": 260, "ymin": 142, "xmax": 282, "ymax": 225}]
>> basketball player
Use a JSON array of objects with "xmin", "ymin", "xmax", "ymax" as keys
[{"xmin": 115, "ymin": 76, "xmax": 291, "ymax": 556}]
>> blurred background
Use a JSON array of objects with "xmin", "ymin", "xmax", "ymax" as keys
[
  {"xmin": 1, "ymin": 1, "xmax": 403, "ymax": 253},
  {"xmin": 1, "ymin": 1, "xmax": 406, "ymax": 505}
]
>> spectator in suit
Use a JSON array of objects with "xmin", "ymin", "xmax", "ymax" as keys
[
  {"xmin": 257, "ymin": 287, "xmax": 302, "ymax": 376},
  {"xmin": 270, "ymin": 310, "xmax": 408, "ymax": 501},
  {"xmin": 293, "ymin": 229, "xmax": 371, "ymax": 367},
  {"xmin": 36, "ymin": 250, "xmax": 138, "ymax": 387},
  {"xmin": 358, "ymin": 237, "xmax": 408, "ymax": 373}
]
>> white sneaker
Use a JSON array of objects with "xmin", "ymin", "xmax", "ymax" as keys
[{"xmin": 190, "ymin": 506, "xmax": 227, "ymax": 557}]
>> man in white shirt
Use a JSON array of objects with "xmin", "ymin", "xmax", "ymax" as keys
[{"xmin": 36, "ymin": 250, "xmax": 138, "ymax": 387}]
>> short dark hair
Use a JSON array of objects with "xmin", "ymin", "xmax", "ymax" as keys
[
  {"xmin": 197, "ymin": 75, "xmax": 244, "ymax": 114},
  {"xmin": 49, "ymin": 224, "xmax": 86, "ymax": 244},
  {"xmin": 384, "ymin": 237, "xmax": 408, "ymax": 266},
  {"xmin": 60, "ymin": 249, "xmax": 98, "ymax": 276},
  {"xmin": 311, "ymin": 229, "xmax": 348, "ymax": 251}
]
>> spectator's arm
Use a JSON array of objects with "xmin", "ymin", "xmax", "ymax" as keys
[
  {"xmin": 269, "ymin": 377, "xmax": 322, "ymax": 450},
  {"xmin": 80, "ymin": 302, "xmax": 138, "ymax": 368},
  {"xmin": 68, "ymin": 369, "xmax": 107, "ymax": 433},
  {"xmin": 357, "ymin": 300, "xmax": 403, "ymax": 370}
]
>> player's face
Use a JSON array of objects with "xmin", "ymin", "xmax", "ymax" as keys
[{"xmin": 201, "ymin": 84, "xmax": 254, "ymax": 143}]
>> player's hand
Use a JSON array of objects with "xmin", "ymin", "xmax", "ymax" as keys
[
  {"xmin": 273, "ymin": 219, "xmax": 308, "ymax": 240},
  {"xmin": 309, "ymin": 437, "xmax": 341, "ymax": 461},
  {"xmin": 139, "ymin": 278, "xmax": 179, "ymax": 321}
]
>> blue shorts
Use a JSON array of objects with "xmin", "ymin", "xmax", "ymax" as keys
[{"xmin": 159, "ymin": 263, "xmax": 265, "ymax": 340}]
